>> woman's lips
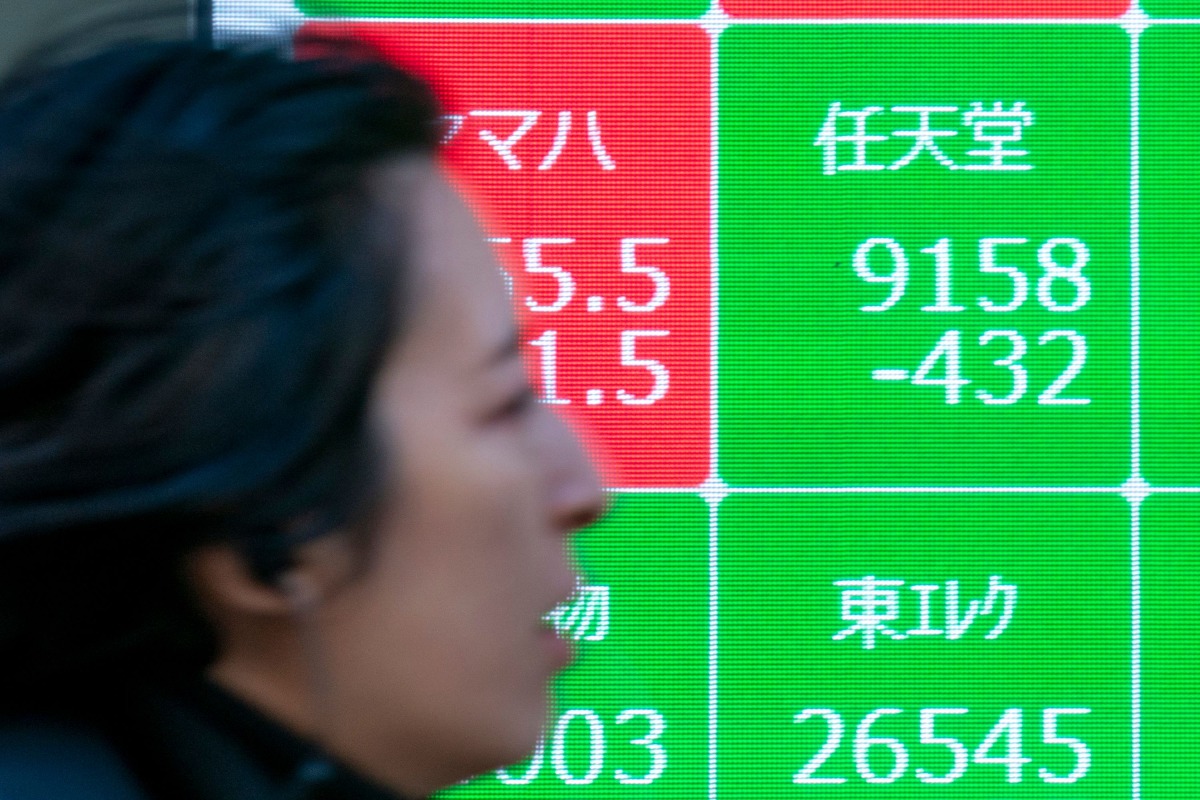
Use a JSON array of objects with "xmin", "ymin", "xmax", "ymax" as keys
[{"xmin": 540, "ymin": 623, "xmax": 575, "ymax": 670}]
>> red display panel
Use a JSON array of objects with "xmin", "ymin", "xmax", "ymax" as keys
[
  {"xmin": 299, "ymin": 23, "xmax": 712, "ymax": 487},
  {"xmin": 721, "ymin": 0, "xmax": 1129, "ymax": 17}
]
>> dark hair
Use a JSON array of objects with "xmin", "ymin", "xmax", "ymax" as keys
[{"xmin": 0, "ymin": 38, "xmax": 439, "ymax": 690}]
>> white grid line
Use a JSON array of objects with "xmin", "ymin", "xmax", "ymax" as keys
[
  {"xmin": 705, "ymin": 494, "xmax": 720, "ymax": 800},
  {"xmin": 704, "ymin": 16, "xmax": 722, "ymax": 800},
  {"xmin": 1129, "ymin": 22, "xmax": 1144, "ymax": 485},
  {"xmin": 1131, "ymin": 495, "xmax": 1144, "ymax": 800},
  {"xmin": 1128, "ymin": 25, "xmax": 1143, "ymax": 799}
]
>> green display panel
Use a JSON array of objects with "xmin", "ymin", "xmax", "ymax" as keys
[
  {"xmin": 1141, "ymin": 25, "xmax": 1200, "ymax": 486},
  {"xmin": 719, "ymin": 25, "xmax": 1131, "ymax": 487},
  {"xmin": 1140, "ymin": 0, "xmax": 1200, "ymax": 17},
  {"xmin": 440, "ymin": 493, "xmax": 709, "ymax": 799},
  {"xmin": 295, "ymin": 0, "xmax": 709, "ymax": 18},
  {"xmin": 1141, "ymin": 494, "xmax": 1200, "ymax": 798},
  {"xmin": 718, "ymin": 492, "xmax": 1131, "ymax": 798}
]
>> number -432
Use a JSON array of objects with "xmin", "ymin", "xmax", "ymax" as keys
[{"xmin": 878, "ymin": 329, "xmax": 1089, "ymax": 406}]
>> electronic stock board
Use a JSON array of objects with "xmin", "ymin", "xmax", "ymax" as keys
[{"xmin": 210, "ymin": 2, "xmax": 1198, "ymax": 797}]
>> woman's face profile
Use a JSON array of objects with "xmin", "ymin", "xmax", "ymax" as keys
[{"xmin": 306, "ymin": 158, "xmax": 606, "ymax": 794}]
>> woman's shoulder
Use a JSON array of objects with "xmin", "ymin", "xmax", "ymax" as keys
[
  {"xmin": 0, "ymin": 714, "xmax": 151, "ymax": 800},
  {"xmin": 0, "ymin": 679, "xmax": 408, "ymax": 800}
]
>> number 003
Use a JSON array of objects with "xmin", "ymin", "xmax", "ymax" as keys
[{"xmin": 496, "ymin": 708, "xmax": 667, "ymax": 787}]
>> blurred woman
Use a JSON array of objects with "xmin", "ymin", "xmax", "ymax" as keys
[{"xmin": 0, "ymin": 39, "xmax": 604, "ymax": 800}]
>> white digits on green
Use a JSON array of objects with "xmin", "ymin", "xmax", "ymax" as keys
[
  {"xmin": 498, "ymin": 709, "xmax": 667, "ymax": 788},
  {"xmin": 1036, "ymin": 237, "xmax": 1090, "ymax": 312},
  {"xmin": 853, "ymin": 236, "xmax": 1091, "ymax": 314},
  {"xmin": 853, "ymin": 238, "xmax": 909, "ymax": 312},
  {"xmin": 551, "ymin": 709, "xmax": 604, "ymax": 786},
  {"xmin": 854, "ymin": 708, "xmax": 907, "ymax": 784},
  {"xmin": 792, "ymin": 709, "xmax": 848, "ymax": 784},
  {"xmin": 614, "ymin": 709, "xmax": 667, "ymax": 785},
  {"xmin": 973, "ymin": 708, "xmax": 1032, "ymax": 783},
  {"xmin": 975, "ymin": 330, "xmax": 1028, "ymax": 405},
  {"xmin": 496, "ymin": 739, "xmax": 544, "ymax": 785},
  {"xmin": 1039, "ymin": 708, "xmax": 1092, "ymax": 783},
  {"xmin": 916, "ymin": 708, "xmax": 969, "ymax": 784},
  {"xmin": 1037, "ymin": 330, "xmax": 1090, "ymax": 405},
  {"xmin": 921, "ymin": 238, "xmax": 965, "ymax": 312},
  {"xmin": 911, "ymin": 330, "xmax": 969, "ymax": 404},
  {"xmin": 977, "ymin": 238, "xmax": 1029, "ymax": 312},
  {"xmin": 791, "ymin": 707, "xmax": 1094, "ymax": 788}
]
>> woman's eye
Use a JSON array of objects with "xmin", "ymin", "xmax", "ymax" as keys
[{"xmin": 490, "ymin": 388, "xmax": 536, "ymax": 422}]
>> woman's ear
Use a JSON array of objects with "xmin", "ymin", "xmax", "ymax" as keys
[
  {"xmin": 186, "ymin": 533, "xmax": 358, "ymax": 618},
  {"xmin": 187, "ymin": 543, "xmax": 296, "ymax": 616}
]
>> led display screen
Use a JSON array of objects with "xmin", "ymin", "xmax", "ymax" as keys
[{"xmin": 210, "ymin": 4, "xmax": 1199, "ymax": 797}]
